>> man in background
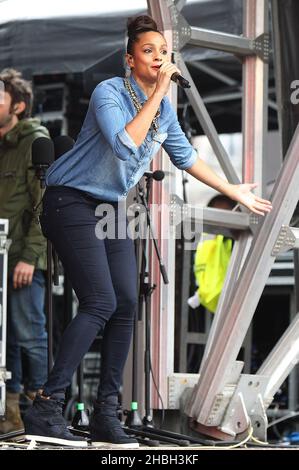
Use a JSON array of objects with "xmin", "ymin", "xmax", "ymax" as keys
[{"xmin": 0, "ymin": 69, "xmax": 48, "ymax": 434}]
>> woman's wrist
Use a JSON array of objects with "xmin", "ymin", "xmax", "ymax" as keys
[
  {"xmin": 152, "ymin": 89, "xmax": 165, "ymax": 101},
  {"xmin": 217, "ymin": 181, "xmax": 235, "ymax": 198}
]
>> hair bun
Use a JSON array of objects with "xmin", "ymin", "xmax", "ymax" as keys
[
  {"xmin": 127, "ymin": 15, "xmax": 158, "ymax": 37},
  {"xmin": 0, "ymin": 68, "xmax": 23, "ymax": 81}
]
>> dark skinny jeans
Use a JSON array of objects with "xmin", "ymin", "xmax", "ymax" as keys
[{"xmin": 39, "ymin": 186, "xmax": 137, "ymax": 400}]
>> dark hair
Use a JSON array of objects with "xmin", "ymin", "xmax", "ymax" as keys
[
  {"xmin": 208, "ymin": 195, "xmax": 236, "ymax": 210},
  {"xmin": 0, "ymin": 68, "xmax": 33, "ymax": 119},
  {"xmin": 126, "ymin": 15, "xmax": 162, "ymax": 54}
]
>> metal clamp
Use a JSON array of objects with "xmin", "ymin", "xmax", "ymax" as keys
[
  {"xmin": 248, "ymin": 213, "xmax": 261, "ymax": 235},
  {"xmin": 169, "ymin": 194, "xmax": 188, "ymax": 226},
  {"xmin": 0, "ymin": 236, "xmax": 11, "ymax": 251},
  {"xmin": 169, "ymin": 2, "xmax": 191, "ymax": 51},
  {"xmin": 252, "ymin": 33, "xmax": 270, "ymax": 63},
  {"xmin": 272, "ymin": 225, "xmax": 296, "ymax": 256},
  {"xmin": 0, "ymin": 368, "xmax": 12, "ymax": 384}
]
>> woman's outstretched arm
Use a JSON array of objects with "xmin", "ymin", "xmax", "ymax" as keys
[{"xmin": 186, "ymin": 159, "xmax": 272, "ymax": 216}]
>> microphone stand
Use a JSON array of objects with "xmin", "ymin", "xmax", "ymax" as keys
[
  {"xmin": 46, "ymin": 238, "xmax": 54, "ymax": 372},
  {"xmin": 138, "ymin": 176, "xmax": 168, "ymax": 428},
  {"xmin": 181, "ymin": 103, "xmax": 194, "ymax": 205},
  {"xmin": 124, "ymin": 178, "xmax": 158, "ymax": 446},
  {"xmin": 124, "ymin": 174, "xmax": 210, "ymax": 447},
  {"xmin": 34, "ymin": 166, "xmax": 59, "ymax": 373},
  {"xmin": 124, "ymin": 175, "xmax": 193, "ymax": 446}
]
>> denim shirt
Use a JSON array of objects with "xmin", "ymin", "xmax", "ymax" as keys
[{"xmin": 45, "ymin": 74, "xmax": 198, "ymax": 201}]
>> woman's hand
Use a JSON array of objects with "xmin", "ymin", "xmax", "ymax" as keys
[
  {"xmin": 228, "ymin": 183, "xmax": 272, "ymax": 216},
  {"xmin": 185, "ymin": 160, "xmax": 272, "ymax": 215},
  {"xmin": 154, "ymin": 61, "xmax": 181, "ymax": 97}
]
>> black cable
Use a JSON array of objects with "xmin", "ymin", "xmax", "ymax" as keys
[
  {"xmin": 267, "ymin": 411, "xmax": 299, "ymax": 428},
  {"xmin": 149, "ymin": 355, "xmax": 165, "ymax": 428}
]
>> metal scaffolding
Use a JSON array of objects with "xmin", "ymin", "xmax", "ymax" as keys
[{"xmin": 145, "ymin": 0, "xmax": 299, "ymax": 441}]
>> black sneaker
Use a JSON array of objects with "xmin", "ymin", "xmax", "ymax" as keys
[
  {"xmin": 24, "ymin": 395, "xmax": 87, "ymax": 447},
  {"xmin": 90, "ymin": 397, "xmax": 139, "ymax": 448}
]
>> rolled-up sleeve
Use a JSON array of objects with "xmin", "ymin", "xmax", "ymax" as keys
[
  {"xmin": 162, "ymin": 106, "xmax": 198, "ymax": 170},
  {"xmin": 91, "ymin": 84, "xmax": 138, "ymax": 161}
]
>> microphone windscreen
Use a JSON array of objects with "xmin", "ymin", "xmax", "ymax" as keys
[
  {"xmin": 32, "ymin": 137, "xmax": 55, "ymax": 166},
  {"xmin": 170, "ymin": 73, "xmax": 191, "ymax": 89},
  {"xmin": 53, "ymin": 135, "xmax": 75, "ymax": 160},
  {"xmin": 153, "ymin": 170, "xmax": 165, "ymax": 181}
]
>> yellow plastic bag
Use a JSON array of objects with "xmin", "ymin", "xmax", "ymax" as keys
[{"xmin": 194, "ymin": 235, "xmax": 232, "ymax": 313}]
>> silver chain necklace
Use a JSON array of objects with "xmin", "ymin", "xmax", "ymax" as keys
[{"xmin": 124, "ymin": 77, "xmax": 160, "ymax": 135}]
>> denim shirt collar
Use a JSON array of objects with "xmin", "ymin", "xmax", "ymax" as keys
[{"xmin": 128, "ymin": 73, "xmax": 148, "ymax": 104}]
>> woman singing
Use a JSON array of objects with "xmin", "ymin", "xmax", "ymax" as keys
[{"xmin": 24, "ymin": 15, "xmax": 272, "ymax": 448}]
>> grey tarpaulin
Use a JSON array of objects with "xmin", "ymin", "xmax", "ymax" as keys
[{"xmin": 0, "ymin": 0, "xmax": 243, "ymax": 76}]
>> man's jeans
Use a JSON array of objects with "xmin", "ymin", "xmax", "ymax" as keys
[{"xmin": 6, "ymin": 269, "xmax": 48, "ymax": 393}]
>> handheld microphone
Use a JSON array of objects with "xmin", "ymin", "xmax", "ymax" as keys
[
  {"xmin": 31, "ymin": 137, "xmax": 55, "ymax": 188},
  {"xmin": 170, "ymin": 52, "xmax": 191, "ymax": 89},
  {"xmin": 53, "ymin": 135, "xmax": 75, "ymax": 160},
  {"xmin": 171, "ymin": 73, "xmax": 191, "ymax": 89},
  {"xmin": 144, "ymin": 170, "xmax": 165, "ymax": 181}
]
